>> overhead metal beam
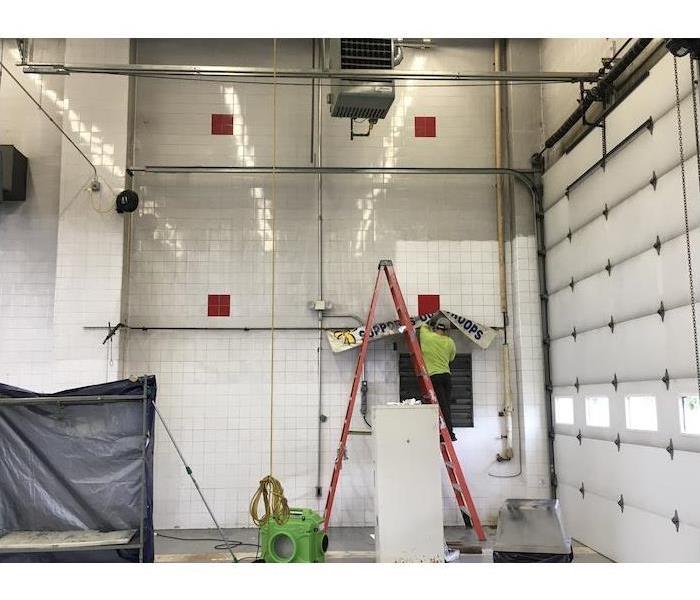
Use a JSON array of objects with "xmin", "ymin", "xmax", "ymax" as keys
[{"xmin": 21, "ymin": 62, "xmax": 600, "ymax": 83}]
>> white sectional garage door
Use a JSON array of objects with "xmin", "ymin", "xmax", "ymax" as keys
[{"xmin": 542, "ymin": 53, "xmax": 700, "ymax": 562}]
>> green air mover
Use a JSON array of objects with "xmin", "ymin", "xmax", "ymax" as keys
[{"xmin": 260, "ymin": 508, "xmax": 329, "ymax": 563}]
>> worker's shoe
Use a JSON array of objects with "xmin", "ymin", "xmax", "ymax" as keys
[{"xmin": 450, "ymin": 432, "xmax": 457, "ymax": 442}]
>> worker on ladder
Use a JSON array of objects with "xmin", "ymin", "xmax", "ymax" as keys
[{"xmin": 419, "ymin": 314, "xmax": 458, "ymax": 441}]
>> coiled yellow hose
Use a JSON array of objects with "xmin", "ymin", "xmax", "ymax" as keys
[{"xmin": 249, "ymin": 475, "xmax": 290, "ymax": 526}]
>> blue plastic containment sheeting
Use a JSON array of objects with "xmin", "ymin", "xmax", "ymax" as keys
[{"xmin": 0, "ymin": 376, "xmax": 156, "ymax": 562}]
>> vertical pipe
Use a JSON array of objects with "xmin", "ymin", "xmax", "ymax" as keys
[
  {"xmin": 315, "ymin": 39, "xmax": 325, "ymax": 498},
  {"xmin": 495, "ymin": 39, "xmax": 514, "ymax": 461},
  {"xmin": 310, "ymin": 39, "xmax": 316, "ymax": 165}
]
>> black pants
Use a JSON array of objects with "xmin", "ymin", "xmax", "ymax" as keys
[{"xmin": 430, "ymin": 373, "xmax": 454, "ymax": 436}]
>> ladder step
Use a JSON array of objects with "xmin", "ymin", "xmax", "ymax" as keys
[{"xmin": 348, "ymin": 430, "xmax": 371, "ymax": 436}]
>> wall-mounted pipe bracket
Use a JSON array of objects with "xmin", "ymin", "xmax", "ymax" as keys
[
  {"xmin": 603, "ymin": 204, "xmax": 609, "ymax": 220},
  {"xmin": 614, "ymin": 433, "xmax": 621, "ymax": 451},
  {"xmin": 569, "ymin": 277, "xmax": 575, "ymax": 291},
  {"xmin": 653, "ymin": 235, "xmax": 662, "ymax": 254},
  {"xmin": 672, "ymin": 510, "xmax": 680, "ymax": 532},
  {"xmin": 618, "ymin": 494, "xmax": 625, "ymax": 513},
  {"xmin": 574, "ymin": 377, "xmax": 580, "ymax": 393},
  {"xmin": 605, "ymin": 259, "xmax": 613, "ymax": 275},
  {"xmin": 662, "ymin": 369, "xmax": 671, "ymax": 390},
  {"xmin": 576, "ymin": 429, "xmax": 583, "ymax": 445},
  {"xmin": 612, "ymin": 373, "xmax": 619, "ymax": 391},
  {"xmin": 608, "ymin": 316, "xmax": 615, "ymax": 333},
  {"xmin": 666, "ymin": 438, "xmax": 674, "ymax": 460},
  {"xmin": 566, "ymin": 228, "xmax": 573, "ymax": 242},
  {"xmin": 579, "ymin": 482, "xmax": 585, "ymax": 498}
]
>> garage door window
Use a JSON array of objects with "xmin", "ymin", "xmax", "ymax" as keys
[
  {"xmin": 625, "ymin": 395, "xmax": 658, "ymax": 431},
  {"xmin": 554, "ymin": 396, "xmax": 574, "ymax": 424},
  {"xmin": 680, "ymin": 395, "xmax": 700, "ymax": 435},
  {"xmin": 585, "ymin": 396, "xmax": 610, "ymax": 428}
]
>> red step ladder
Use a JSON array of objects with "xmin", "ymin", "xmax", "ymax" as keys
[{"xmin": 322, "ymin": 259, "xmax": 486, "ymax": 541}]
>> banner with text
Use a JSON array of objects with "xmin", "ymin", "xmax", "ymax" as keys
[{"xmin": 327, "ymin": 310, "xmax": 497, "ymax": 353}]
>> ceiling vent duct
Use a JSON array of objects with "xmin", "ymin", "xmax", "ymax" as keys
[{"xmin": 325, "ymin": 39, "xmax": 397, "ymax": 129}]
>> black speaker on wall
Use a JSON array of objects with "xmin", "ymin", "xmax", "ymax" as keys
[{"xmin": 0, "ymin": 145, "xmax": 28, "ymax": 202}]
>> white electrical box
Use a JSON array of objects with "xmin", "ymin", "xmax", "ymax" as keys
[{"xmin": 372, "ymin": 404, "xmax": 444, "ymax": 562}]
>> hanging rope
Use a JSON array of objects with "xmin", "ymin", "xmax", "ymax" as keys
[
  {"xmin": 269, "ymin": 38, "xmax": 278, "ymax": 474},
  {"xmin": 673, "ymin": 56, "xmax": 700, "ymax": 400},
  {"xmin": 248, "ymin": 39, "xmax": 290, "ymax": 528}
]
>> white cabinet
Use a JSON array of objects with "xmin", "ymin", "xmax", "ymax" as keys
[{"xmin": 372, "ymin": 404, "xmax": 444, "ymax": 562}]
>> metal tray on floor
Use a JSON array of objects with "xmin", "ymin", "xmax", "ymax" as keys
[{"xmin": 493, "ymin": 499, "xmax": 572, "ymax": 562}]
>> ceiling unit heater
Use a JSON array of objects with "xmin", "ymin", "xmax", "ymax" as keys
[{"xmin": 325, "ymin": 38, "xmax": 396, "ymax": 134}]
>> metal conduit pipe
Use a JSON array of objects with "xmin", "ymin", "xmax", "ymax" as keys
[
  {"xmin": 314, "ymin": 43, "xmax": 325, "ymax": 499},
  {"xmin": 541, "ymin": 38, "xmax": 653, "ymax": 152},
  {"xmin": 21, "ymin": 62, "xmax": 600, "ymax": 83},
  {"xmin": 85, "ymin": 325, "xmax": 362, "ymax": 333},
  {"xmin": 494, "ymin": 39, "xmax": 514, "ymax": 463},
  {"xmin": 128, "ymin": 165, "xmax": 536, "ymax": 182}
]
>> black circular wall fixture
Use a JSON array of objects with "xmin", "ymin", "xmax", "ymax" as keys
[{"xmin": 116, "ymin": 189, "xmax": 139, "ymax": 213}]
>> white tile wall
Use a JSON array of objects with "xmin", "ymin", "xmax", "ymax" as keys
[
  {"xmin": 0, "ymin": 39, "xmax": 131, "ymax": 392},
  {"xmin": 120, "ymin": 39, "xmax": 549, "ymax": 529},
  {"xmin": 51, "ymin": 39, "xmax": 131, "ymax": 390},
  {"xmin": 0, "ymin": 40, "xmax": 65, "ymax": 390}
]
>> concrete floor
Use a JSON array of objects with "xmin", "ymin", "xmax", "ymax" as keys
[{"xmin": 155, "ymin": 526, "xmax": 611, "ymax": 563}]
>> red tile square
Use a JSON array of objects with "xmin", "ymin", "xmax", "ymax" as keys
[
  {"xmin": 211, "ymin": 114, "xmax": 234, "ymax": 135},
  {"xmin": 418, "ymin": 294, "xmax": 440, "ymax": 315},
  {"xmin": 208, "ymin": 294, "xmax": 230, "ymax": 317},
  {"xmin": 415, "ymin": 116, "xmax": 436, "ymax": 138}
]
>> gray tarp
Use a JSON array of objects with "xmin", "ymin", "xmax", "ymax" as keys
[{"xmin": 0, "ymin": 376, "xmax": 156, "ymax": 562}]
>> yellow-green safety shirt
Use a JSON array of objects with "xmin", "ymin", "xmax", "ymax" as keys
[{"xmin": 419, "ymin": 325, "xmax": 456, "ymax": 376}]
